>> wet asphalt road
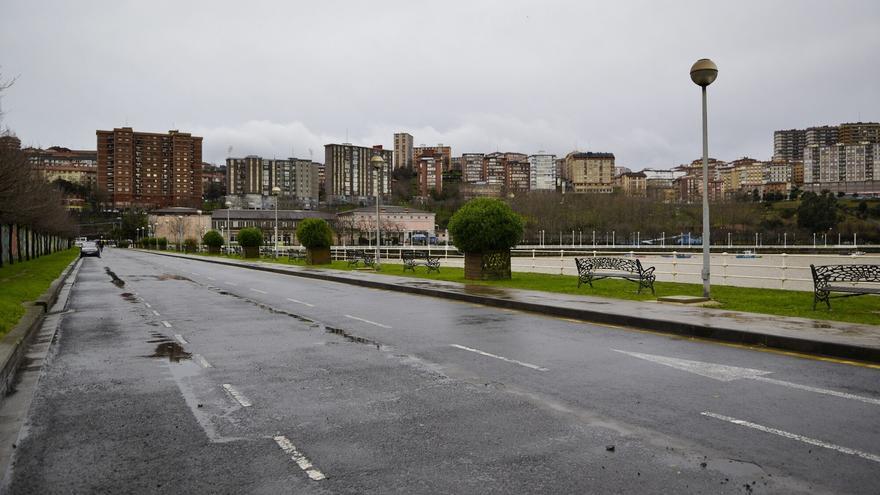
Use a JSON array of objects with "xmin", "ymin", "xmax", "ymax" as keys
[{"xmin": 4, "ymin": 248, "xmax": 880, "ymax": 494}]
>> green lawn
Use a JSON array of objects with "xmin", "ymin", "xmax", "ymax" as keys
[
  {"xmin": 186, "ymin": 250, "xmax": 880, "ymax": 326},
  {"xmin": 0, "ymin": 249, "xmax": 79, "ymax": 337}
]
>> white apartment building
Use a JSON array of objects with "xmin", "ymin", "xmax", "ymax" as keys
[{"xmin": 528, "ymin": 153, "xmax": 557, "ymax": 190}]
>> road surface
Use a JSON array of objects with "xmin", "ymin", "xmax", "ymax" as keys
[{"xmin": 4, "ymin": 248, "xmax": 879, "ymax": 493}]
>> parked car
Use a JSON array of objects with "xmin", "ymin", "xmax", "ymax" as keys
[
  {"xmin": 74, "ymin": 236, "xmax": 88, "ymax": 247},
  {"xmin": 80, "ymin": 241, "xmax": 101, "ymax": 258}
]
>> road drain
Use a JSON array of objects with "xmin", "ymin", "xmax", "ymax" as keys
[{"xmin": 105, "ymin": 267, "xmax": 125, "ymax": 288}]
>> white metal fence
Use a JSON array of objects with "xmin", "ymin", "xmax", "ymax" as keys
[{"xmin": 327, "ymin": 246, "xmax": 878, "ymax": 292}]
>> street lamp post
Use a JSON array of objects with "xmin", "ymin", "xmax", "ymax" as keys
[
  {"xmin": 690, "ymin": 58, "xmax": 718, "ymax": 299},
  {"xmin": 225, "ymin": 201, "xmax": 232, "ymax": 254},
  {"xmin": 272, "ymin": 186, "xmax": 281, "ymax": 258},
  {"xmin": 370, "ymin": 155, "xmax": 385, "ymax": 269},
  {"xmin": 177, "ymin": 215, "xmax": 184, "ymax": 251}
]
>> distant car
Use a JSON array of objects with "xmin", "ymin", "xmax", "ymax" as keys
[
  {"xmin": 74, "ymin": 237, "xmax": 88, "ymax": 247},
  {"xmin": 80, "ymin": 241, "xmax": 101, "ymax": 258}
]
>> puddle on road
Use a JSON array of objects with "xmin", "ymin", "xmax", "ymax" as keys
[
  {"xmin": 147, "ymin": 332, "xmax": 191, "ymax": 362},
  {"xmin": 456, "ymin": 314, "xmax": 511, "ymax": 325},
  {"xmin": 156, "ymin": 273, "xmax": 192, "ymax": 282},
  {"xmin": 104, "ymin": 267, "xmax": 125, "ymax": 288},
  {"xmin": 120, "ymin": 292, "xmax": 137, "ymax": 303}
]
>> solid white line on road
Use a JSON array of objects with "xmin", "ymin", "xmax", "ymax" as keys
[
  {"xmin": 161, "ymin": 320, "xmax": 172, "ymax": 328},
  {"xmin": 344, "ymin": 314, "xmax": 391, "ymax": 328},
  {"xmin": 194, "ymin": 354, "xmax": 212, "ymax": 368},
  {"xmin": 752, "ymin": 376, "xmax": 880, "ymax": 406},
  {"xmin": 273, "ymin": 435, "xmax": 327, "ymax": 481},
  {"xmin": 174, "ymin": 334, "xmax": 188, "ymax": 345},
  {"xmin": 450, "ymin": 344, "xmax": 548, "ymax": 371},
  {"xmin": 152, "ymin": 310, "xmax": 161, "ymax": 316},
  {"xmin": 702, "ymin": 411, "xmax": 880, "ymax": 464},
  {"xmin": 286, "ymin": 298, "xmax": 315, "ymax": 307},
  {"xmin": 225, "ymin": 281, "xmax": 238, "ymax": 286},
  {"xmin": 250, "ymin": 288, "xmax": 267, "ymax": 294},
  {"xmin": 144, "ymin": 302, "xmax": 152, "ymax": 308},
  {"xmin": 222, "ymin": 384, "xmax": 252, "ymax": 407}
]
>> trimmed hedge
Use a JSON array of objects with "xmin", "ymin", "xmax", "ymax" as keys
[
  {"xmin": 296, "ymin": 218, "xmax": 333, "ymax": 249},
  {"xmin": 237, "ymin": 227, "xmax": 263, "ymax": 247},
  {"xmin": 203, "ymin": 230, "xmax": 224, "ymax": 248},
  {"xmin": 448, "ymin": 198, "xmax": 524, "ymax": 253}
]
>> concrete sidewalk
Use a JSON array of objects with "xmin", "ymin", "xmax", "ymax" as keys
[{"xmin": 143, "ymin": 250, "xmax": 880, "ymax": 364}]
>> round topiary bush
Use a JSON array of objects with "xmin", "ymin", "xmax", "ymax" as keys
[
  {"xmin": 296, "ymin": 218, "xmax": 333, "ymax": 264},
  {"xmin": 448, "ymin": 198, "xmax": 524, "ymax": 280},
  {"xmin": 183, "ymin": 237, "xmax": 198, "ymax": 253},
  {"xmin": 203, "ymin": 230, "xmax": 224, "ymax": 253},
  {"xmin": 237, "ymin": 227, "xmax": 263, "ymax": 258}
]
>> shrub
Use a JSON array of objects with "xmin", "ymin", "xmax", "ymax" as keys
[
  {"xmin": 237, "ymin": 227, "xmax": 263, "ymax": 247},
  {"xmin": 296, "ymin": 218, "xmax": 333, "ymax": 249},
  {"xmin": 118, "ymin": 240, "xmax": 130, "ymax": 248},
  {"xmin": 448, "ymin": 198, "xmax": 524, "ymax": 253},
  {"xmin": 203, "ymin": 230, "xmax": 224, "ymax": 248},
  {"xmin": 183, "ymin": 237, "xmax": 198, "ymax": 252},
  {"xmin": 157, "ymin": 237, "xmax": 168, "ymax": 250}
]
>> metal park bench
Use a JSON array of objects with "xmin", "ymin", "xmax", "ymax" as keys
[
  {"xmin": 347, "ymin": 249, "xmax": 375, "ymax": 268},
  {"xmin": 287, "ymin": 249, "xmax": 306, "ymax": 262},
  {"xmin": 401, "ymin": 250, "xmax": 440, "ymax": 273},
  {"xmin": 574, "ymin": 257, "xmax": 656, "ymax": 295},
  {"xmin": 810, "ymin": 264, "xmax": 880, "ymax": 309}
]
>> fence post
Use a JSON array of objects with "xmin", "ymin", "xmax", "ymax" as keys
[
  {"xmin": 722, "ymin": 252, "xmax": 728, "ymax": 285},
  {"xmin": 672, "ymin": 251, "xmax": 678, "ymax": 281},
  {"xmin": 531, "ymin": 249, "xmax": 535, "ymax": 270},
  {"xmin": 780, "ymin": 253, "xmax": 787, "ymax": 289},
  {"xmin": 559, "ymin": 249, "xmax": 564, "ymax": 275}
]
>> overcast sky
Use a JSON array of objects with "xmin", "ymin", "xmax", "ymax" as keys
[{"xmin": 1, "ymin": 1, "xmax": 878, "ymax": 169}]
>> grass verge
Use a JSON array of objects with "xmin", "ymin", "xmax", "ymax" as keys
[
  {"xmin": 0, "ymin": 248, "xmax": 78, "ymax": 337},
  {"xmin": 180, "ymin": 250, "xmax": 880, "ymax": 326}
]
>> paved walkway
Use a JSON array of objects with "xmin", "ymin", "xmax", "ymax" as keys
[{"xmin": 145, "ymin": 251, "xmax": 880, "ymax": 363}]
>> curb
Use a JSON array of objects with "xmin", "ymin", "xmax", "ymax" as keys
[
  {"xmin": 143, "ymin": 250, "xmax": 880, "ymax": 364},
  {"xmin": 0, "ymin": 257, "xmax": 81, "ymax": 400}
]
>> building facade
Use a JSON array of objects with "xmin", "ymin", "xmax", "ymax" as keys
[
  {"xmin": 415, "ymin": 153, "xmax": 443, "ymax": 196},
  {"xmin": 773, "ymin": 129, "xmax": 807, "ymax": 162},
  {"xmin": 25, "ymin": 146, "xmax": 98, "ymax": 186},
  {"xmin": 336, "ymin": 206, "xmax": 435, "ymax": 246},
  {"xmin": 211, "ymin": 209, "xmax": 335, "ymax": 246},
  {"xmin": 324, "ymin": 144, "xmax": 392, "ymax": 202},
  {"xmin": 561, "ymin": 152, "xmax": 614, "ymax": 193},
  {"xmin": 393, "ymin": 132, "xmax": 413, "ymax": 170},
  {"xmin": 226, "ymin": 156, "xmax": 319, "ymax": 207},
  {"xmin": 461, "ymin": 153, "xmax": 485, "ymax": 183},
  {"xmin": 617, "ymin": 171, "xmax": 647, "ymax": 196},
  {"xmin": 96, "ymin": 127, "xmax": 203, "ymax": 209},
  {"xmin": 528, "ymin": 153, "xmax": 556, "ymax": 191},
  {"xmin": 413, "ymin": 145, "xmax": 451, "ymax": 172}
]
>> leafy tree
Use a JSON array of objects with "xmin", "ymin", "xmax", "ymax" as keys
[
  {"xmin": 448, "ymin": 198, "xmax": 524, "ymax": 253},
  {"xmin": 797, "ymin": 191, "xmax": 838, "ymax": 232},
  {"xmin": 202, "ymin": 230, "xmax": 224, "ymax": 248},
  {"xmin": 296, "ymin": 218, "xmax": 333, "ymax": 249},
  {"xmin": 237, "ymin": 227, "xmax": 263, "ymax": 247}
]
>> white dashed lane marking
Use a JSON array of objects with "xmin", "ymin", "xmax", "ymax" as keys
[
  {"xmin": 450, "ymin": 344, "xmax": 548, "ymax": 371},
  {"xmin": 222, "ymin": 384, "xmax": 252, "ymax": 407},
  {"xmin": 250, "ymin": 288, "xmax": 267, "ymax": 294},
  {"xmin": 152, "ymin": 310, "xmax": 161, "ymax": 316},
  {"xmin": 274, "ymin": 435, "xmax": 327, "ymax": 481},
  {"xmin": 174, "ymin": 334, "xmax": 188, "ymax": 345},
  {"xmin": 702, "ymin": 412, "xmax": 880, "ymax": 464},
  {"xmin": 344, "ymin": 314, "xmax": 391, "ymax": 328},
  {"xmin": 161, "ymin": 321, "xmax": 172, "ymax": 328},
  {"xmin": 144, "ymin": 302, "xmax": 152, "ymax": 308},
  {"xmin": 225, "ymin": 281, "xmax": 238, "ymax": 286},
  {"xmin": 286, "ymin": 298, "xmax": 314, "ymax": 307},
  {"xmin": 194, "ymin": 354, "xmax": 212, "ymax": 368}
]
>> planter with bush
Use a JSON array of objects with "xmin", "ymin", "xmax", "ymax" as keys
[
  {"xmin": 447, "ymin": 198, "xmax": 524, "ymax": 280},
  {"xmin": 295, "ymin": 218, "xmax": 333, "ymax": 265},
  {"xmin": 157, "ymin": 237, "xmax": 168, "ymax": 250},
  {"xmin": 183, "ymin": 237, "xmax": 198, "ymax": 253},
  {"xmin": 202, "ymin": 230, "xmax": 224, "ymax": 254},
  {"xmin": 237, "ymin": 227, "xmax": 263, "ymax": 258}
]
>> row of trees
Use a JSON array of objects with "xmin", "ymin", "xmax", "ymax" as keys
[{"xmin": 0, "ymin": 147, "xmax": 76, "ymax": 238}]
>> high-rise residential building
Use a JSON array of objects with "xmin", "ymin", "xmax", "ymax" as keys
[
  {"xmin": 528, "ymin": 153, "xmax": 556, "ymax": 190},
  {"xmin": 773, "ymin": 129, "xmax": 807, "ymax": 162},
  {"xmin": 839, "ymin": 122, "xmax": 880, "ymax": 145},
  {"xmin": 25, "ymin": 146, "xmax": 98, "ymax": 187},
  {"xmin": 805, "ymin": 125, "xmax": 839, "ymax": 148},
  {"xmin": 393, "ymin": 132, "xmax": 413, "ymax": 170},
  {"xmin": 226, "ymin": 156, "xmax": 320, "ymax": 206},
  {"xmin": 415, "ymin": 153, "xmax": 443, "ymax": 196},
  {"xmin": 804, "ymin": 143, "xmax": 879, "ymax": 184},
  {"xmin": 617, "ymin": 172, "xmax": 647, "ymax": 197},
  {"xmin": 561, "ymin": 152, "xmax": 615, "ymax": 193},
  {"xmin": 413, "ymin": 145, "xmax": 452, "ymax": 172},
  {"xmin": 764, "ymin": 160, "xmax": 793, "ymax": 185},
  {"xmin": 461, "ymin": 153, "xmax": 484, "ymax": 183},
  {"xmin": 96, "ymin": 127, "xmax": 203, "ymax": 209},
  {"xmin": 324, "ymin": 143, "xmax": 392, "ymax": 201},
  {"xmin": 482, "ymin": 152, "xmax": 507, "ymax": 186},
  {"xmin": 505, "ymin": 158, "xmax": 530, "ymax": 195}
]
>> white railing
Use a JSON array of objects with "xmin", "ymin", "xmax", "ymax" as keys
[{"xmin": 328, "ymin": 246, "xmax": 877, "ymax": 292}]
